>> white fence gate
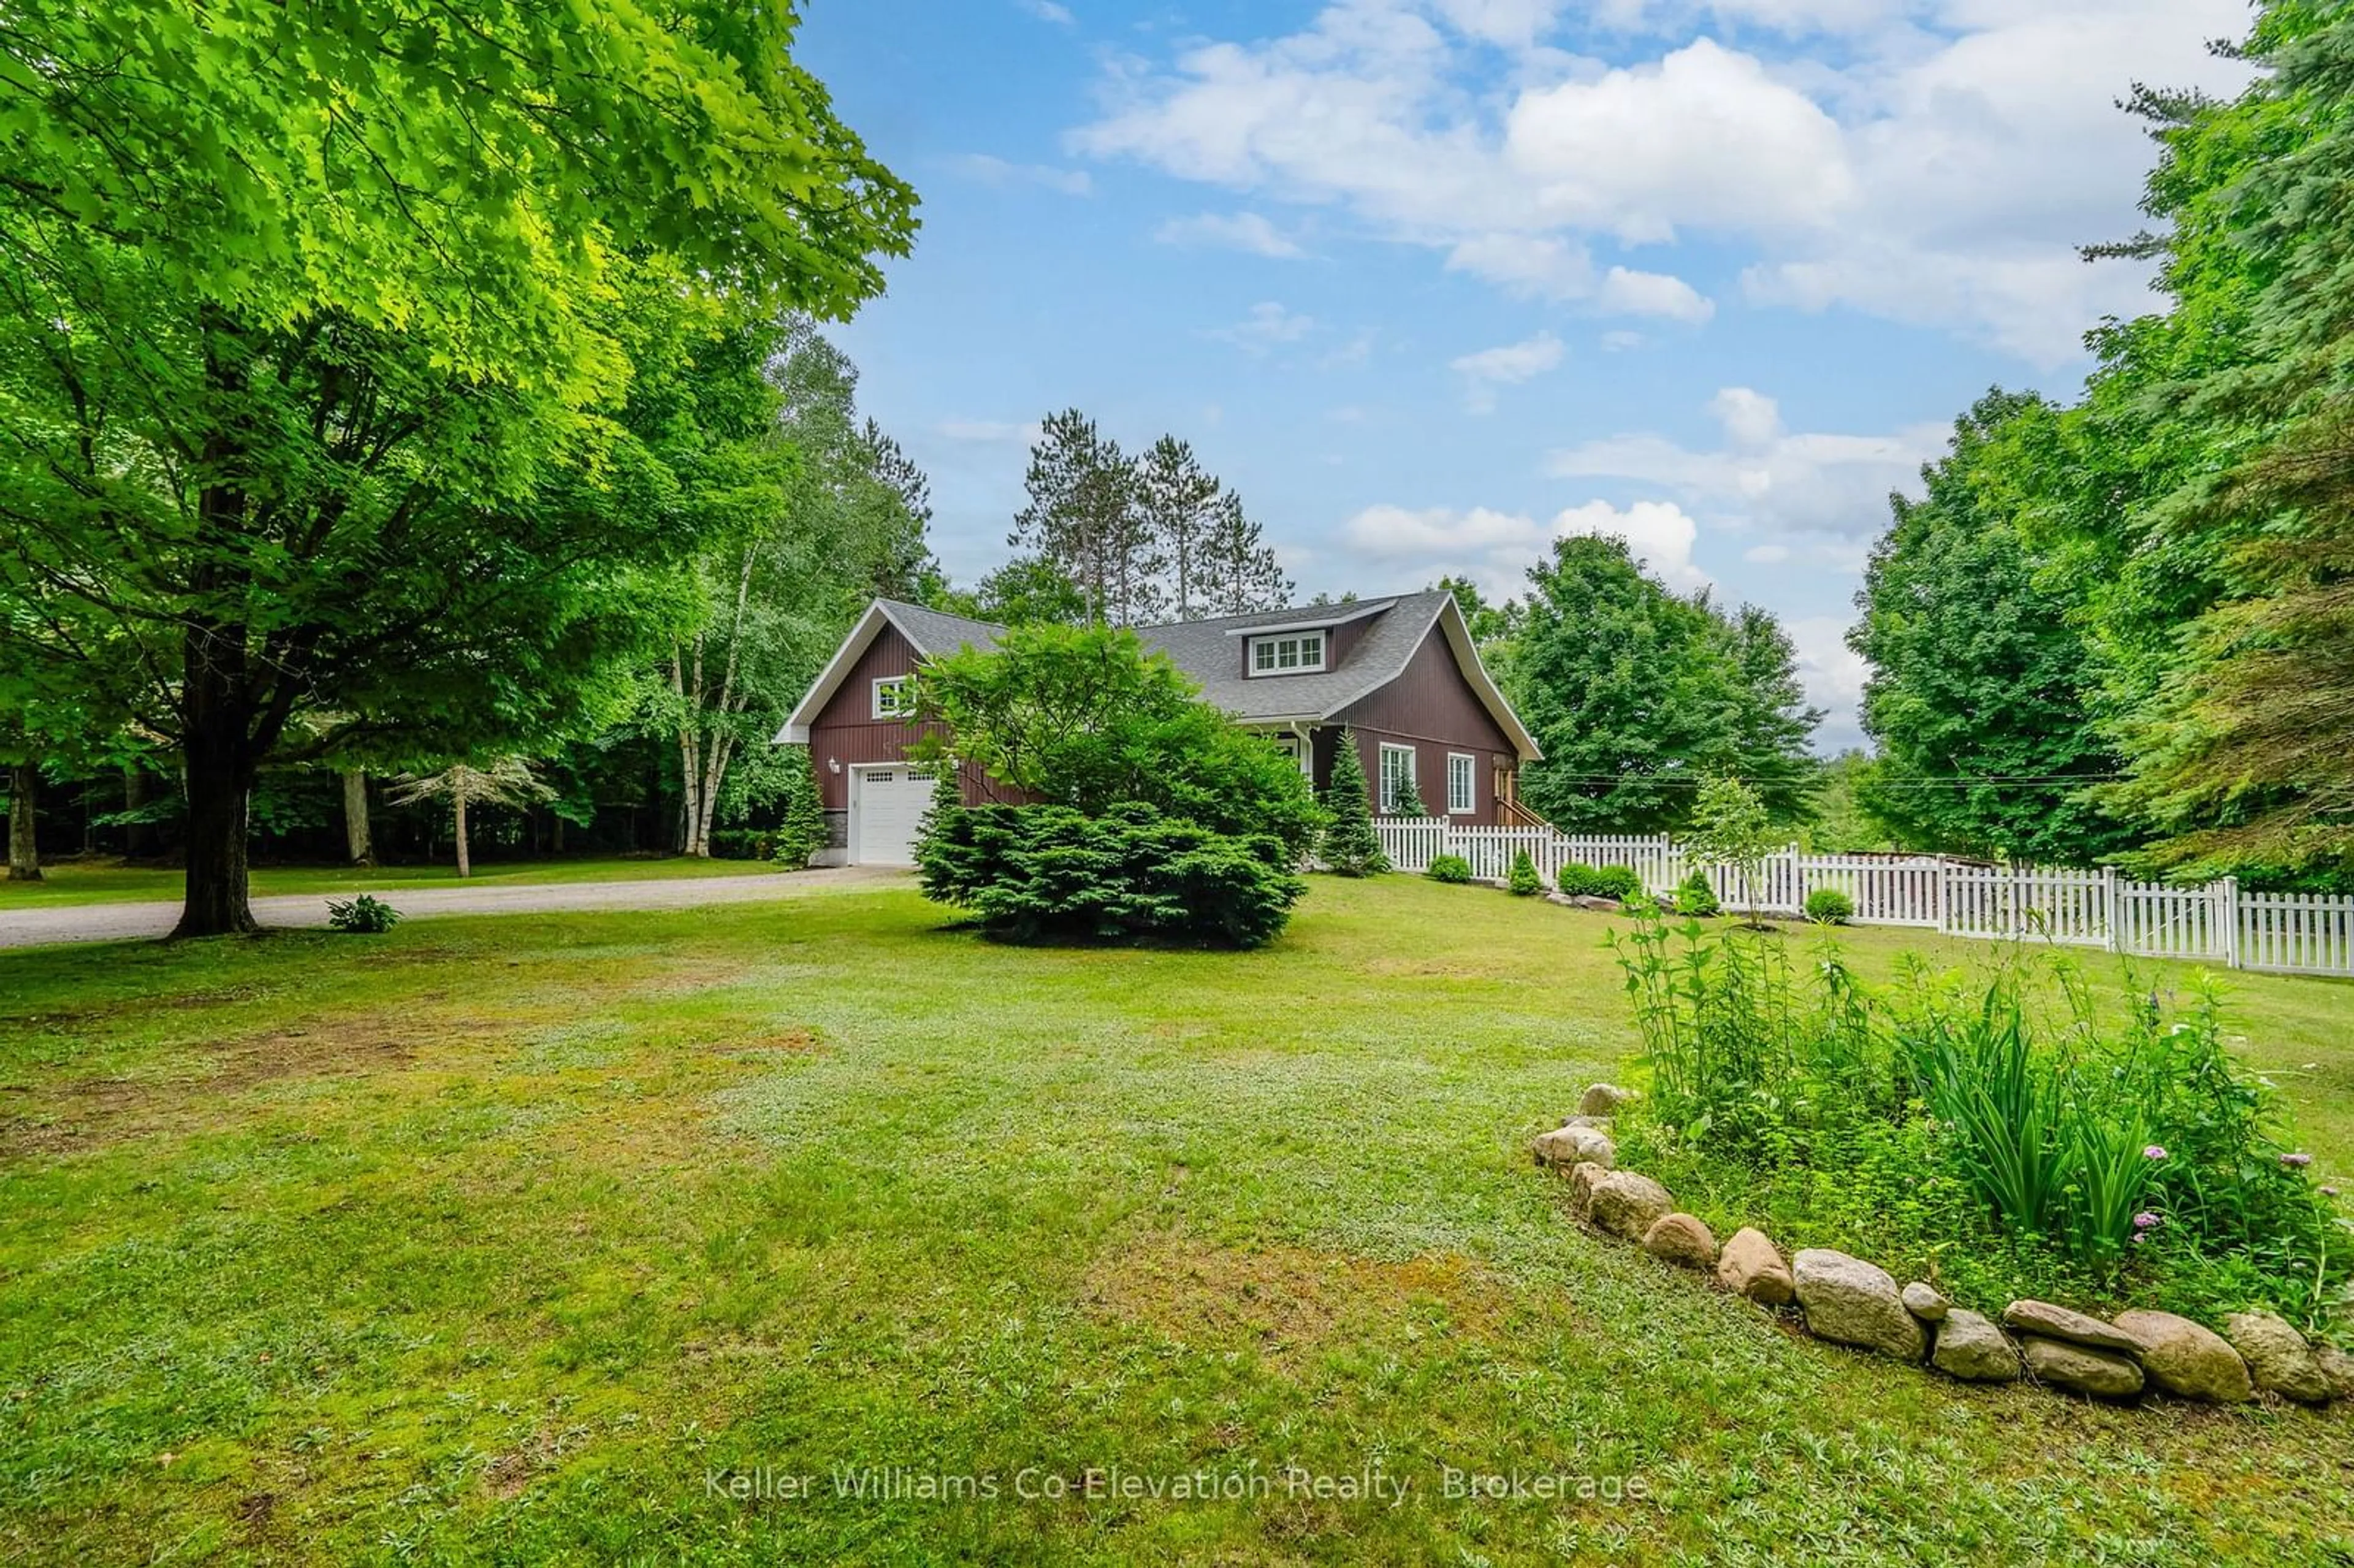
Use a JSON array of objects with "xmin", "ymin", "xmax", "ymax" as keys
[{"xmin": 1370, "ymin": 820, "xmax": 2354, "ymax": 977}]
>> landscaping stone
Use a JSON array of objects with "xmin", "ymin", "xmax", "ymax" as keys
[
  {"xmin": 1569, "ymin": 895, "xmax": 1625, "ymax": 913},
  {"xmin": 1579, "ymin": 1083, "xmax": 1636, "ymax": 1117},
  {"xmin": 1566, "ymin": 1161, "xmax": 1607, "ymax": 1222},
  {"xmin": 2112, "ymin": 1310, "xmax": 2253, "ymax": 1404},
  {"xmin": 2023, "ymin": 1336, "xmax": 2144, "ymax": 1398},
  {"xmin": 1533, "ymin": 1124, "xmax": 1616, "ymax": 1170},
  {"xmin": 1588, "ymin": 1171, "xmax": 1673, "ymax": 1240},
  {"xmin": 1929, "ymin": 1309, "xmax": 2021, "ymax": 1382},
  {"xmin": 1715, "ymin": 1227, "xmax": 1794, "ymax": 1306},
  {"xmin": 1900, "ymin": 1282, "xmax": 1949, "ymax": 1322},
  {"xmin": 1544, "ymin": 891, "xmax": 1577, "ymax": 908},
  {"xmin": 1642, "ymin": 1212, "xmax": 1717, "ymax": 1269},
  {"xmin": 1558, "ymin": 1114, "xmax": 1612, "ymax": 1131},
  {"xmin": 1793, "ymin": 1249, "xmax": 1925, "ymax": 1360},
  {"xmin": 2225, "ymin": 1311, "xmax": 2334, "ymax": 1404},
  {"xmin": 2002, "ymin": 1300, "xmax": 2139, "ymax": 1354},
  {"xmin": 2314, "ymin": 1341, "xmax": 2354, "ymax": 1401}
]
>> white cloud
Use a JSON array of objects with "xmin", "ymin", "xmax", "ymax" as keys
[
  {"xmin": 1598, "ymin": 266, "xmax": 1713, "ymax": 323},
  {"xmin": 1550, "ymin": 499, "xmax": 1711, "ymax": 593},
  {"xmin": 950, "ymin": 153, "xmax": 1092, "ymax": 197},
  {"xmin": 1430, "ymin": 0, "xmax": 1569, "ymax": 47},
  {"xmin": 1450, "ymin": 329, "xmax": 1564, "ymax": 412},
  {"xmin": 1787, "ymin": 614, "xmax": 1870, "ymax": 751},
  {"xmin": 1709, "ymin": 386, "xmax": 1783, "ymax": 448},
  {"xmin": 1502, "ymin": 39, "xmax": 1855, "ymax": 243},
  {"xmin": 1743, "ymin": 542, "xmax": 1792, "ymax": 564},
  {"xmin": 1156, "ymin": 210, "xmax": 1309, "ymax": 257},
  {"xmin": 1208, "ymin": 300, "xmax": 1318, "ymax": 352},
  {"xmin": 1069, "ymin": 0, "xmax": 2253, "ymax": 362},
  {"xmin": 1548, "ymin": 385, "xmax": 1940, "ymax": 540},
  {"xmin": 1339, "ymin": 496, "xmax": 1710, "ymax": 598},
  {"xmin": 1017, "ymin": 0, "xmax": 1075, "ymax": 23},
  {"xmin": 938, "ymin": 419, "xmax": 1043, "ymax": 444}
]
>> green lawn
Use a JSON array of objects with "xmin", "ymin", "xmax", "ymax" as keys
[
  {"xmin": 1, "ymin": 877, "xmax": 2348, "ymax": 1563},
  {"xmin": 0, "ymin": 854, "xmax": 785, "ymax": 910}
]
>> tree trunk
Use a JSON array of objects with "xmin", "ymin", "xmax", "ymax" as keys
[
  {"xmin": 173, "ymin": 726, "xmax": 257, "ymax": 935},
  {"xmin": 123, "ymin": 764, "xmax": 151, "ymax": 859},
  {"xmin": 342, "ymin": 769, "xmax": 374, "ymax": 867},
  {"xmin": 7, "ymin": 766, "xmax": 40, "ymax": 882},
  {"xmin": 454, "ymin": 788, "xmax": 471, "ymax": 878},
  {"xmin": 552, "ymin": 812, "xmax": 566, "ymax": 854}
]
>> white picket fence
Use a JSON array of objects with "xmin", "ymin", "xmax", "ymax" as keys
[{"xmin": 1372, "ymin": 820, "xmax": 2354, "ymax": 976}]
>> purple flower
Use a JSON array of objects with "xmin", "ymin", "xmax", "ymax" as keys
[
  {"xmin": 2281, "ymin": 1151, "xmax": 2312, "ymax": 1168},
  {"xmin": 2143, "ymin": 1144, "xmax": 2169, "ymax": 1162},
  {"xmin": 2133, "ymin": 1212, "xmax": 2161, "ymax": 1230}
]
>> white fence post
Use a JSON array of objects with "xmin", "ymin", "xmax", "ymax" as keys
[{"xmin": 2222, "ymin": 876, "xmax": 2242, "ymax": 969}]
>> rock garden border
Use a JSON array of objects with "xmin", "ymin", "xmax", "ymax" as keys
[{"xmin": 1533, "ymin": 1084, "xmax": 2354, "ymax": 1408}]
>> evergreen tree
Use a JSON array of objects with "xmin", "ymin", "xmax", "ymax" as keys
[
  {"xmin": 1138, "ymin": 436, "xmax": 1225, "ymax": 622},
  {"xmin": 1197, "ymin": 490, "xmax": 1293, "ymax": 617},
  {"xmin": 1320, "ymin": 731, "xmax": 1389, "ymax": 876},
  {"xmin": 770, "ymin": 747, "xmax": 829, "ymax": 869},
  {"xmin": 1010, "ymin": 409, "xmax": 1162, "ymax": 625}
]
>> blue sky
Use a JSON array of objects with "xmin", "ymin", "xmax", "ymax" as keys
[{"xmin": 796, "ymin": 0, "xmax": 2252, "ymax": 749}]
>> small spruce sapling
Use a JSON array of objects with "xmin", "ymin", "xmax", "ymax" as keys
[{"xmin": 1320, "ymin": 733, "xmax": 1389, "ymax": 876}]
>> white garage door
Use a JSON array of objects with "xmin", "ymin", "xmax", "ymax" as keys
[{"xmin": 851, "ymin": 766, "xmax": 935, "ymax": 866}]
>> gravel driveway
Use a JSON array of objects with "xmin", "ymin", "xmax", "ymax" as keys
[{"xmin": 0, "ymin": 866, "xmax": 912, "ymax": 951}]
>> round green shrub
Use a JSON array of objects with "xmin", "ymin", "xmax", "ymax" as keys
[
  {"xmin": 1592, "ymin": 864, "xmax": 1644, "ymax": 901},
  {"xmin": 1670, "ymin": 870, "xmax": 1720, "ymax": 917},
  {"xmin": 1506, "ymin": 849, "xmax": 1543, "ymax": 896},
  {"xmin": 1556, "ymin": 861, "xmax": 1599, "ymax": 896},
  {"xmin": 1426, "ymin": 853, "xmax": 1473, "ymax": 884},
  {"xmin": 1804, "ymin": 886, "xmax": 1856, "ymax": 924}
]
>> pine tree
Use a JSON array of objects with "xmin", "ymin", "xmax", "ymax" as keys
[
  {"xmin": 1138, "ymin": 435, "xmax": 1224, "ymax": 621},
  {"xmin": 1320, "ymin": 731, "xmax": 1389, "ymax": 876},
  {"xmin": 771, "ymin": 747, "xmax": 829, "ymax": 869},
  {"xmin": 1197, "ymin": 490, "xmax": 1293, "ymax": 616},
  {"xmin": 1010, "ymin": 409, "xmax": 1162, "ymax": 625}
]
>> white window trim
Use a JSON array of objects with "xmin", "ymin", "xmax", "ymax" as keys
[
  {"xmin": 1379, "ymin": 743, "xmax": 1417, "ymax": 812},
  {"xmin": 1447, "ymin": 752, "xmax": 1476, "ymax": 815},
  {"xmin": 871, "ymin": 676, "xmax": 910, "ymax": 720},
  {"xmin": 1246, "ymin": 631, "xmax": 1328, "ymax": 677}
]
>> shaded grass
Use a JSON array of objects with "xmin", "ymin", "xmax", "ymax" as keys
[
  {"xmin": 0, "ymin": 854, "xmax": 785, "ymax": 910},
  {"xmin": 0, "ymin": 878, "xmax": 2348, "ymax": 1562}
]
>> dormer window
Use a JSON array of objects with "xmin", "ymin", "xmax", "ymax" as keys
[{"xmin": 1248, "ymin": 631, "xmax": 1326, "ymax": 676}]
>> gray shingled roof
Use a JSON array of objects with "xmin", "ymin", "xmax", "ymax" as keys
[
  {"xmin": 1137, "ymin": 594, "xmax": 1451, "ymax": 720},
  {"xmin": 883, "ymin": 593, "xmax": 1452, "ymax": 722},
  {"xmin": 880, "ymin": 599, "xmax": 1004, "ymax": 658}
]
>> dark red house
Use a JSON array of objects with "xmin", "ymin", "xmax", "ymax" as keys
[{"xmin": 779, "ymin": 592, "xmax": 1542, "ymax": 865}]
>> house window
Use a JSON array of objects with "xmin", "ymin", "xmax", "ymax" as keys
[
  {"xmin": 1447, "ymin": 753, "xmax": 1476, "ymax": 815},
  {"xmin": 1248, "ymin": 631, "xmax": 1327, "ymax": 676},
  {"xmin": 1268, "ymin": 734, "xmax": 1311, "ymax": 776},
  {"xmin": 872, "ymin": 676, "xmax": 910, "ymax": 719},
  {"xmin": 1379, "ymin": 744, "xmax": 1417, "ymax": 814}
]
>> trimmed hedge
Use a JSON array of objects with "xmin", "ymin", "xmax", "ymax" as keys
[
  {"xmin": 1558, "ymin": 862, "xmax": 1645, "ymax": 900},
  {"xmin": 1507, "ymin": 849, "xmax": 1543, "ymax": 896},
  {"xmin": 1426, "ymin": 853, "xmax": 1473, "ymax": 884},
  {"xmin": 917, "ymin": 802, "xmax": 1305, "ymax": 948}
]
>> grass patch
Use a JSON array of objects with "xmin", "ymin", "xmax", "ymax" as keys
[
  {"xmin": 0, "ymin": 854, "xmax": 787, "ymax": 910},
  {"xmin": 1, "ymin": 878, "xmax": 2350, "ymax": 1561}
]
